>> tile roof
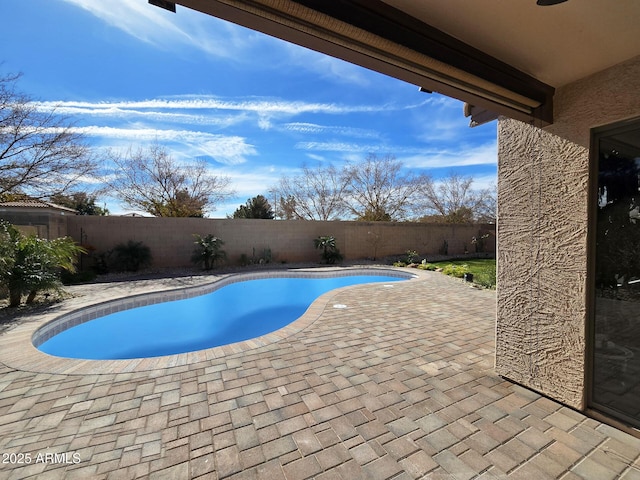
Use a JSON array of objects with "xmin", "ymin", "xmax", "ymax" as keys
[{"xmin": 0, "ymin": 199, "xmax": 77, "ymax": 212}]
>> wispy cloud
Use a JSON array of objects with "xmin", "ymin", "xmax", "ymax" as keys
[
  {"xmin": 40, "ymin": 103, "xmax": 248, "ymax": 129},
  {"xmin": 280, "ymin": 42, "xmax": 374, "ymax": 87},
  {"xmin": 37, "ymin": 96, "xmax": 424, "ymax": 137},
  {"xmin": 402, "ymin": 141, "xmax": 498, "ymax": 169},
  {"xmin": 305, "ymin": 153, "xmax": 328, "ymax": 162},
  {"xmin": 408, "ymin": 95, "xmax": 498, "ymax": 144},
  {"xmin": 74, "ymin": 126, "xmax": 257, "ymax": 165},
  {"xmin": 38, "ymin": 96, "xmax": 397, "ymax": 115},
  {"xmin": 294, "ymin": 141, "xmax": 388, "ymax": 154},
  {"xmin": 283, "ymin": 122, "xmax": 380, "ymax": 139},
  {"xmin": 59, "ymin": 0, "xmax": 250, "ymax": 58},
  {"xmin": 61, "ymin": 0, "xmax": 188, "ymax": 46},
  {"xmin": 466, "ymin": 174, "xmax": 497, "ymax": 191},
  {"xmin": 223, "ymin": 166, "xmax": 296, "ymax": 196},
  {"xmin": 294, "ymin": 139, "xmax": 497, "ymax": 169},
  {"xmin": 37, "ymin": 96, "xmax": 403, "ymax": 136}
]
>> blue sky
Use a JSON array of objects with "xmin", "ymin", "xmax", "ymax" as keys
[{"xmin": 0, "ymin": 0, "xmax": 497, "ymax": 217}]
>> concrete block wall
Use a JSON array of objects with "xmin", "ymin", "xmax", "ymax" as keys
[{"xmin": 66, "ymin": 216, "xmax": 495, "ymax": 269}]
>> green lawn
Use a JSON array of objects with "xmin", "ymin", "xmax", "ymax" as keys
[{"xmin": 429, "ymin": 258, "xmax": 496, "ymax": 289}]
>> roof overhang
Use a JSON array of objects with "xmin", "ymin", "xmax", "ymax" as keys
[{"xmin": 169, "ymin": 0, "xmax": 555, "ymax": 125}]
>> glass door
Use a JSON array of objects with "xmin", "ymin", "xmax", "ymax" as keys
[{"xmin": 591, "ymin": 119, "xmax": 640, "ymax": 427}]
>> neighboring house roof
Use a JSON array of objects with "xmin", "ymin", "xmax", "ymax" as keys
[
  {"xmin": 118, "ymin": 212, "xmax": 149, "ymax": 217},
  {"xmin": 0, "ymin": 199, "xmax": 77, "ymax": 213}
]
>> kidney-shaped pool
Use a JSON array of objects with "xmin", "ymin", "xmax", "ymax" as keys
[{"xmin": 35, "ymin": 271, "xmax": 411, "ymax": 360}]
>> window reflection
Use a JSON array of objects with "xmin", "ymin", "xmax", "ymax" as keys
[{"xmin": 593, "ymin": 123, "xmax": 640, "ymax": 427}]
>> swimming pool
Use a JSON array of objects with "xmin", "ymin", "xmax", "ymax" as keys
[{"xmin": 35, "ymin": 270, "xmax": 410, "ymax": 360}]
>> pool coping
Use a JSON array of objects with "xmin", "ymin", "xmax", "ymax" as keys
[{"xmin": 0, "ymin": 267, "xmax": 419, "ymax": 375}]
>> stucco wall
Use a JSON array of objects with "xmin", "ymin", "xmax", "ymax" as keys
[
  {"xmin": 497, "ymin": 120, "xmax": 589, "ymax": 408},
  {"xmin": 66, "ymin": 216, "xmax": 494, "ymax": 268},
  {"xmin": 496, "ymin": 55, "xmax": 640, "ymax": 409}
]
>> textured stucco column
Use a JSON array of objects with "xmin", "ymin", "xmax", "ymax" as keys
[
  {"xmin": 496, "ymin": 119, "xmax": 589, "ymax": 409},
  {"xmin": 496, "ymin": 55, "xmax": 640, "ymax": 410}
]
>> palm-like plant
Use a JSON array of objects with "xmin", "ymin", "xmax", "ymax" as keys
[
  {"xmin": 192, "ymin": 234, "xmax": 226, "ymax": 270},
  {"xmin": 0, "ymin": 221, "xmax": 86, "ymax": 307},
  {"xmin": 313, "ymin": 235, "xmax": 343, "ymax": 264}
]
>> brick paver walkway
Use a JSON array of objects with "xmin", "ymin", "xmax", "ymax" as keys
[{"xmin": 1, "ymin": 268, "xmax": 640, "ymax": 479}]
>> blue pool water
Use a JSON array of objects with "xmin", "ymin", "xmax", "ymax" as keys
[{"xmin": 38, "ymin": 274, "xmax": 406, "ymax": 360}]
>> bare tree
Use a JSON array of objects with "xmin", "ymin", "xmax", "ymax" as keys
[
  {"xmin": 274, "ymin": 163, "xmax": 350, "ymax": 220},
  {"xmin": 107, "ymin": 144, "xmax": 234, "ymax": 217},
  {"xmin": 343, "ymin": 153, "xmax": 421, "ymax": 221},
  {"xmin": 0, "ymin": 72, "xmax": 96, "ymax": 199},
  {"xmin": 418, "ymin": 172, "xmax": 496, "ymax": 223}
]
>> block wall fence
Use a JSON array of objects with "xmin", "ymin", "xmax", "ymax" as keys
[{"xmin": 66, "ymin": 216, "xmax": 495, "ymax": 268}]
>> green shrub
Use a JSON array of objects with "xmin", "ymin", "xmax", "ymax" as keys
[
  {"xmin": 441, "ymin": 264, "xmax": 470, "ymax": 278},
  {"xmin": 417, "ymin": 263, "xmax": 438, "ymax": 271},
  {"xmin": 393, "ymin": 261, "xmax": 407, "ymax": 267},
  {"xmin": 112, "ymin": 240, "xmax": 152, "ymax": 272},
  {"xmin": 191, "ymin": 234, "xmax": 226, "ymax": 270}
]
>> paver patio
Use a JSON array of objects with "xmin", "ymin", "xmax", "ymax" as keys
[{"xmin": 1, "ymin": 267, "xmax": 640, "ymax": 479}]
